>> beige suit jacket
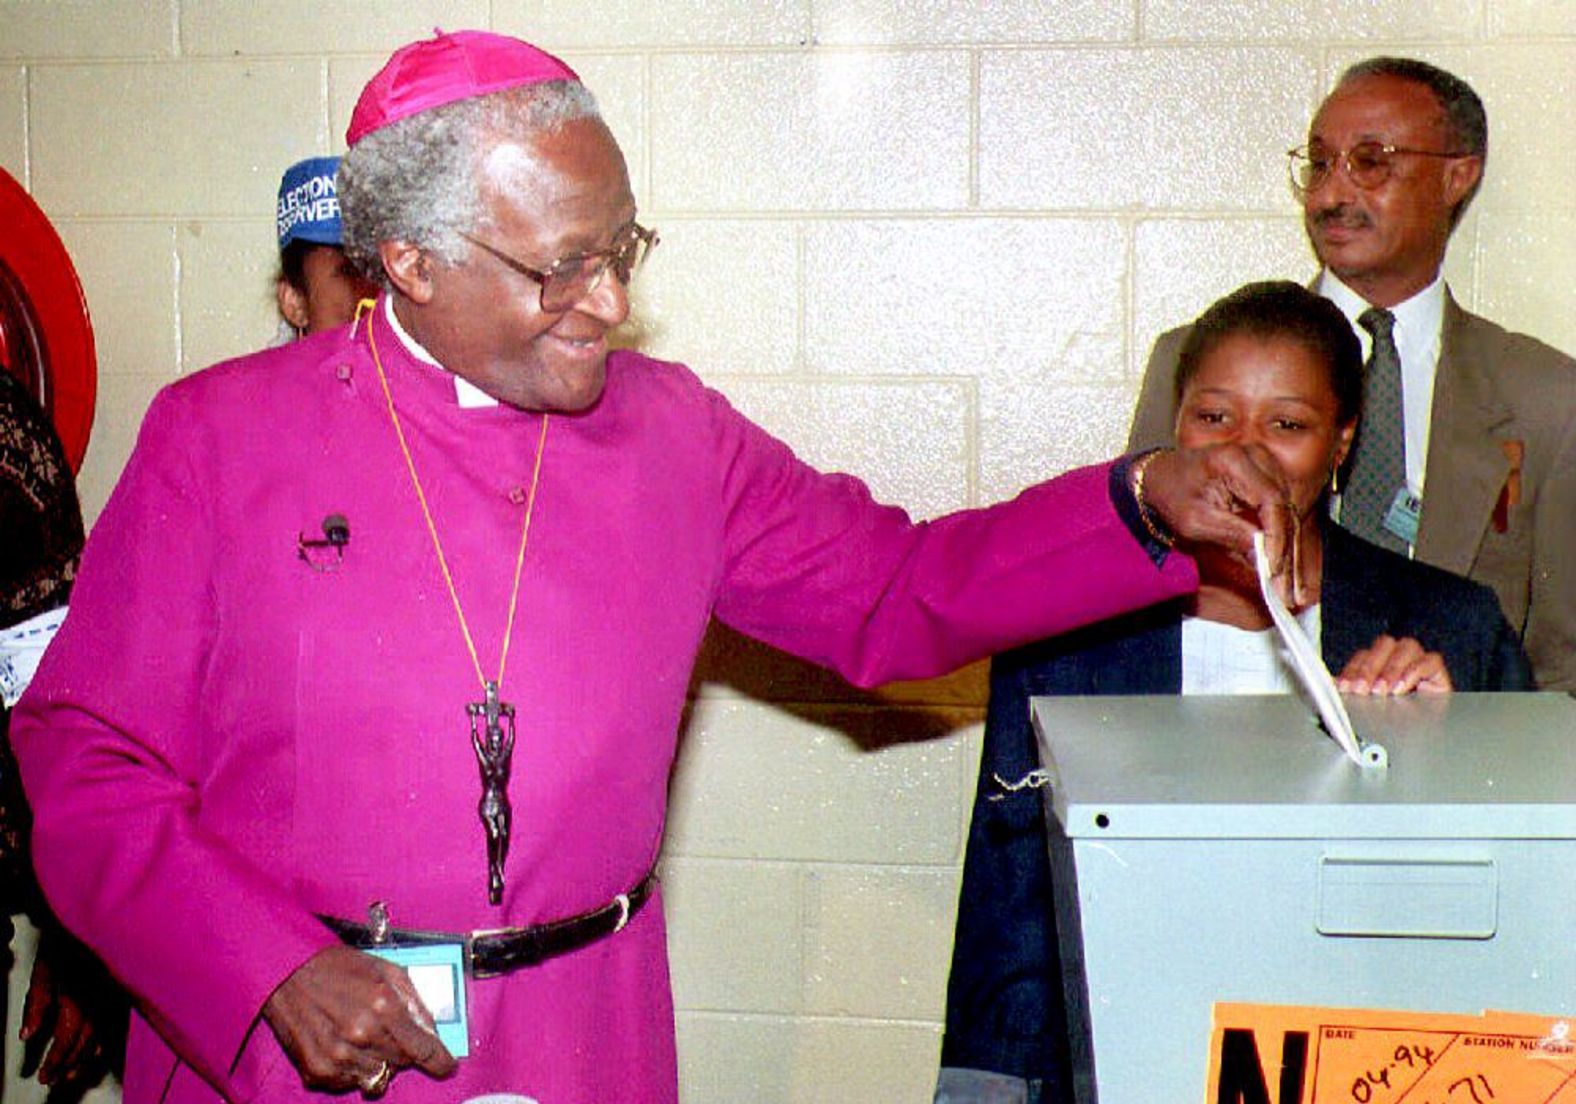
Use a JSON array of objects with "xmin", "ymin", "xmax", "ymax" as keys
[{"xmin": 1127, "ymin": 291, "xmax": 1576, "ymax": 691}]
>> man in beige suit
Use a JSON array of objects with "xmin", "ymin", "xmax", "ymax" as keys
[{"xmin": 1128, "ymin": 57, "xmax": 1576, "ymax": 691}]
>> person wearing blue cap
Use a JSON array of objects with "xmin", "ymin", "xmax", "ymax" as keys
[{"xmin": 274, "ymin": 156, "xmax": 376, "ymax": 339}]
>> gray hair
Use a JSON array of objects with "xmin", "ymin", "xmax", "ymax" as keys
[
  {"xmin": 1337, "ymin": 57, "xmax": 1487, "ymax": 225},
  {"xmin": 339, "ymin": 80, "xmax": 602, "ymax": 288}
]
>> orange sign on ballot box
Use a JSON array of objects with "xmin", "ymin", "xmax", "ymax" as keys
[{"xmin": 1207, "ymin": 1003, "xmax": 1576, "ymax": 1104}]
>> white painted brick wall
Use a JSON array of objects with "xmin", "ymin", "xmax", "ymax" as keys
[{"xmin": 3, "ymin": 2, "xmax": 1561, "ymax": 1099}]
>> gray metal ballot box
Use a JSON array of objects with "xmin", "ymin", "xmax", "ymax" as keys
[{"xmin": 1031, "ymin": 692, "xmax": 1576, "ymax": 1104}]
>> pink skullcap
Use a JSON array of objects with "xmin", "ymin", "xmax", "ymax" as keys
[{"xmin": 347, "ymin": 29, "xmax": 579, "ymax": 146}]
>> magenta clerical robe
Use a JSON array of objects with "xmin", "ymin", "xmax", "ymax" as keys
[{"xmin": 12, "ymin": 299, "xmax": 1194, "ymax": 1103}]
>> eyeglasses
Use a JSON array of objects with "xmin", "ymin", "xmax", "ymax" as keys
[
  {"xmin": 1287, "ymin": 141, "xmax": 1469, "ymax": 195},
  {"xmin": 460, "ymin": 223, "xmax": 659, "ymax": 313}
]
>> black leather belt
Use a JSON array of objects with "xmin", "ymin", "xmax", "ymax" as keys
[{"xmin": 318, "ymin": 872, "xmax": 656, "ymax": 979}]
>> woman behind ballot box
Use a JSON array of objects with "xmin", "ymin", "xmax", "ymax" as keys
[{"xmin": 935, "ymin": 281, "xmax": 1532, "ymax": 1104}]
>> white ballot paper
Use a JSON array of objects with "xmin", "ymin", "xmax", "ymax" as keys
[{"xmin": 1252, "ymin": 531, "xmax": 1388, "ymax": 770}]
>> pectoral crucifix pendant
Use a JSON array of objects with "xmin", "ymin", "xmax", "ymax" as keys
[{"xmin": 467, "ymin": 681, "xmax": 516, "ymax": 906}]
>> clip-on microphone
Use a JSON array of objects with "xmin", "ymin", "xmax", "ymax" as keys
[{"xmin": 298, "ymin": 514, "xmax": 351, "ymax": 569}]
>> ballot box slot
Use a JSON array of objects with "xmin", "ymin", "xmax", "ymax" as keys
[{"xmin": 1316, "ymin": 854, "xmax": 1498, "ymax": 939}]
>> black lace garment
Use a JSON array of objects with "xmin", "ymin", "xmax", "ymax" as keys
[{"xmin": 1, "ymin": 368, "xmax": 84, "ymax": 913}]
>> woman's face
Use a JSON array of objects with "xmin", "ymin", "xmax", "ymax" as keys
[{"xmin": 1175, "ymin": 332, "xmax": 1356, "ymax": 520}]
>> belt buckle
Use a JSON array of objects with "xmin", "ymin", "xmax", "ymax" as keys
[
  {"xmin": 367, "ymin": 900, "xmax": 392, "ymax": 945},
  {"xmin": 464, "ymin": 924, "xmax": 516, "ymax": 980}
]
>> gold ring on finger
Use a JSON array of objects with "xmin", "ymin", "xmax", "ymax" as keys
[{"xmin": 359, "ymin": 1060, "xmax": 393, "ymax": 1099}]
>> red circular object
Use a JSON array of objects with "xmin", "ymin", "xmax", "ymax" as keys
[{"xmin": 0, "ymin": 166, "xmax": 96, "ymax": 472}]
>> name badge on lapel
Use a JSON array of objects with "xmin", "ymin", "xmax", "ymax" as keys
[{"xmin": 1383, "ymin": 488, "xmax": 1422, "ymax": 547}]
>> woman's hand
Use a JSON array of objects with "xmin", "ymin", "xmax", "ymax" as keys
[
  {"xmin": 1337, "ymin": 634, "xmax": 1452, "ymax": 695},
  {"xmin": 21, "ymin": 953, "xmax": 104, "ymax": 1088},
  {"xmin": 19, "ymin": 921, "xmax": 128, "ymax": 1090}
]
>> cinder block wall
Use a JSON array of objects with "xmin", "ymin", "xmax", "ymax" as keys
[{"xmin": 5, "ymin": 3, "xmax": 1572, "ymax": 1101}]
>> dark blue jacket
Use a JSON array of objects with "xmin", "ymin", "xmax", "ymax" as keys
[{"xmin": 938, "ymin": 522, "xmax": 1532, "ymax": 1096}]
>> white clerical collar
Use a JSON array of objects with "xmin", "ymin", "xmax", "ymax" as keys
[
  {"xmin": 382, "ymin": 295, "xmax": 498, "ymax": 409},
  {"xmin": 1317, "ymin": 269, "xmax": 1446, "ymax": 357}
]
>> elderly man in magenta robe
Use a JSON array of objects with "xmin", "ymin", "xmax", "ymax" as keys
[{"xmin": 12, "ymin": 30, "xmax": 1299, "ymax": 1104}]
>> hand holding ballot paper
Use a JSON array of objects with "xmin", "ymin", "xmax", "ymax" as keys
[{"xmin": 1253, "ymin": 532, "xmax": 1388, "ymax": 769}]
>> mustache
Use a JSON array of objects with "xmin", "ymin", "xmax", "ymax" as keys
[{"xmin": 1310, "ymin": 204, "xmax": 1373, "ymax": 230}]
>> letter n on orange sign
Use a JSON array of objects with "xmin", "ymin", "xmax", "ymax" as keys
[{"xmin": 1215, "ymin": 1027, "xmax": 1308, "ymax": 1104}]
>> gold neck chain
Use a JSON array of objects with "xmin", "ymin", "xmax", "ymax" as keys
[{"xmin": 364, "ymin": 306, "xmax": 549, "ymax": 694}]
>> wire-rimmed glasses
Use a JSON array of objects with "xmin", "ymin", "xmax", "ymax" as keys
[
  {"xmin": 1287, "ymin": 141, "xmax": 1470, "ymax": 195},
  {"xmin": 460, "ymin": 223, "xmax": 659, "ymax": 312}
]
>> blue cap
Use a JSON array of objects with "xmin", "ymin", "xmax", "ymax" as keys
[{"xmin": 276, "ymin": 156, "xmax": 343, "ymax": 251}]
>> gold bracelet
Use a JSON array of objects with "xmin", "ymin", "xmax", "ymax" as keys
[{"xmin": 1129, "ymin": 450, "xmax": 1175, "ymax": 549}]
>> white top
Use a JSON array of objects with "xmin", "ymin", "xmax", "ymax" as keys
[
  {"xmin": 0, "ymin": 606, "xmax": 68, "ymax": 709},
  {"xmin": 1181, "ymin": 603, "xmax": 1322, "ymax": 696},
  {"xmin": 383, "ymin": 295, "xmax": 498, "ymax": 409},
  {"xmin": 1318, "ymin": 269, "xmax": 1444, "ymax": 498}
]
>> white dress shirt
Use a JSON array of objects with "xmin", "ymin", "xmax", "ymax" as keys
[{"xmin": 1318, "ymin": 270, "xmax": 1445, "ymax": 497}]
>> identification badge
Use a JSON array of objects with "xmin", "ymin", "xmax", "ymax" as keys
[
  {"xmin": 1383, "ymin": 487, "xmax": 1422, "ymax": 547},
  {"xmin": 366, "ymin": 943, "xmax": 470, "ymax": 1057}
]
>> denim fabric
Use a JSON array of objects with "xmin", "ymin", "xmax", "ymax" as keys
[{"xmin": 934, "ymin": 1066, "xmax": 1040, "ymax": 1103}]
